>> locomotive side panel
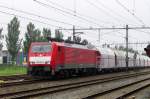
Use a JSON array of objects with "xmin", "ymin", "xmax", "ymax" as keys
[
  {"xmin": 62, "ymin": 46, "xmax": 97, "ymax": 69},
  {"xmin": 64, "ymin": 47, "xmax": 75, "ymax": 68},
  {"xmin": 76, "ymin": 49, "xmax": 97, "ymax": 68},
  {"xmin": 54, "ymin": 46, "xmax": 65, "ymax": 71}
]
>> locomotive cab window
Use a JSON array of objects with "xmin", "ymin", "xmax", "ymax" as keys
[{"xmin": 32, "ymin": 44, "xmax": 51, "ymax": 52}]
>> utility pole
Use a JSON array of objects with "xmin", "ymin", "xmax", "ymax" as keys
[
  {"xmin": 126, "ymin": 25, "xmax": 129, "ymax": 68},
  {"xmin": 98, "ymin": 29, "xmax": 101, "ymax": 48},
  {"xmin": 98, "ymin": 29, "xmax": 100, "ymax": 43},
  {"xmin": 73, "ymin": 25, "xmax": 75, "ymax": 42},
  {"xmin": 72, "ymin": 25, "xmax": 84, "ymax": 43}
]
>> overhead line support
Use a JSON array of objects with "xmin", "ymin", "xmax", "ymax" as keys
[
  {"xmin": 59, "ymin": 25, "xmax": 150, "ymax": 68},
  {"xmin": 58, "ymin": 27, "xmax": 150, "ymax": 31},
  {"xmin": 126, "ymin": 25, "xmax": 129, "ymax": 68}
]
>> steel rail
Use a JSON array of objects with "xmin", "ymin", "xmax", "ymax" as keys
[{"xmin": 1, "ymin": 70, "xmax": 150, "ymax": 98}]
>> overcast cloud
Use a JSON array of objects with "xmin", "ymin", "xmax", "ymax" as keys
[{"xmin": 0, "ymin": 0, "xmax": 150, "ymax": 52}]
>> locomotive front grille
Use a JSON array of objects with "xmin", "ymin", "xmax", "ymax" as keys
[{"xmin": 29, "ymin": 56, "xmax": 51, "ymax": 64}]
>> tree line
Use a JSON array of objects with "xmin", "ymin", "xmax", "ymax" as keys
[
  {"xmin": 0, "ymin": 17, "xmax": 88, "ymax": 64},
  {"xmin": 102, "ymin": 44, "xmax": 139, "ymax": 54}
]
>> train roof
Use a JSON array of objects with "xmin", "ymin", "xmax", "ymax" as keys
[
  {"xmin": 97, "ymin": 47, "xmax": 150, "ymax": 59},
  {"xmin": 30, "ymin": 42, "xmax": 98, "ymax": 51},
  {"xmin": 30, "ymin": 42, "xmax": 150, "ymax": 60},
  {"xmin": 97, "ymin": 47, "xmax": 114, "ymax": 55},
  {"xmin": 54, "ymin": 42, "xmax": 98, "ymax": 51},
  {"xmin": 31, "ymin": 42, "xmax": 50, "ymax": 45}
]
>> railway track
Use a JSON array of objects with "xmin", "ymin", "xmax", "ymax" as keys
[
  {"xmin": 0, "ymin": 68, "xmax": 148, "ymax": 87},
  {"xmin": 124, "ymin": 84, "xmax": 150, "ymax": 99},
  {"xmin": 0, "ymin": 74, "xmax": 40, "ymax": 87},
  {"xmin": 0, "ymin": 69, "xmax": 150, "ymax": 99},
  {"xmin": 0, "ymin": 70, "xmax": 136, "ymax": 87},
  {"xmin": 117, "ymin": 80, "xmax": 150, "ymax": 99},
  {"xmin": 84, "ymin": 76, "xmax": 150, "ymax": 99},
  {"xmin": 0, "ymin": 74, "xmax": 28, "ymax": 81}
]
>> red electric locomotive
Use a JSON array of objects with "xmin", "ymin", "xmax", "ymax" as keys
[{"xmin": 27, "ymin": 41, "xmax": 101, "ymax": 76}]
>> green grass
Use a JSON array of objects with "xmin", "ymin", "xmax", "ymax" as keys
[{"xmin": 0, "ymin": 65, "xmax": 27, "ymax": 76}]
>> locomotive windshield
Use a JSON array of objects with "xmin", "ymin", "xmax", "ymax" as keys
[{"xmin": 31, "ymin": 44, "xmax": 51, "ymax": 52}]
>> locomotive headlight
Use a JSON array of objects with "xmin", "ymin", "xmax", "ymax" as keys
[
  {"xmin": 30, "ymin": 61, "xmax": 35, "ymax": 64},
  {"xmin": 45, "ymin": 61, "xmax": 50, "ymax": 64}
]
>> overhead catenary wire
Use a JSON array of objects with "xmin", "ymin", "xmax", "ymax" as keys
[
  {"xmin": 85, "ymin": 0, "xmax": 126, "ymax": 25},
  {"xmin": 34, "ymin": 0, "xmax": 103, "ymax": 27},
  {"xmin": 115, "ymin": 29, "xmax": 150, "ymax": 46},
  {"xmin": 44, "ymin": 0, "xmax": 75, "ymax": 12},
  {"xmin": 128, "ymin": 28, "xmax": 150, "ymax": 41},
  {"xmin": 81, "ymin": 30, "xmax": 121, "ymax": 39},
  {"xmin": 1, "ymin": 0, "xmax": 149, "ymax": 41},
  {"xmin": 0, "ymin": 10, "xmax": 63, "ymax": 28},
  {"xmin": 104, "ymin": 31, "xmax": 125, "ymax": 39},
  {"xmin": 82, "ymin": 30, "xmax": 125, "ymax": 44},
  {"xmin": 95, "ymin": 0, "xmax": 137, "ymax": 26},
  {"xmin": 133, "ymin": 0, "xmax": 135, "ymax": 13},
  {"xmin": 44, "ymin": 0, "xmax": 114, "ymax": 25},
  {"xmin": 107, "ymin": 42, "xmax": 150, "ymax": 45},
  {"xmin": 0, "ymin": 21, "xmax": 31, "ymax": 31},
  {"xmin": 33, "ymin": 0, "xmax": 105, "ymax": 27},
  {"xmin": 103, "ymin": 30, "xmax": 139, "ymax": 45},
  {"xmin": 115, "ymin": 30, "xmax": 138, "ymax": 40},
  {"xmin": 116, "ymin": 0, "xmax": 146, "ymax": 26},
  {"xmin": 101, "ymin": 30, "xmax": 122, "ymax": 37},
  {"xmin": 133, "ymin": 29, "xmax": 150, "ymax": 35},
  {"xmin": 102, "ymin": 41, "xmax": 148, "ymax": 53},
  {"xmin": 0, "ymin": 5, "xmax": 84, "ymax": 28},
  {"xmin": 73, "ymin": 0, "xmax": 76, "ymax": 16}
]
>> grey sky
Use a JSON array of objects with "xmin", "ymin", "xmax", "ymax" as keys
[{"xmin": 0, "ymin": 0, "xmax": 150, "ymax": 51}]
